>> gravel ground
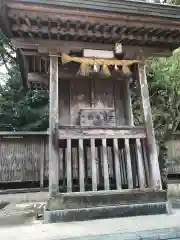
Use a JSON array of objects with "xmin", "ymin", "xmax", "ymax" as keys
[
  {"xmin": 0, "ymin": 191, "xmax": 180, "ymax": 239},
  {"xmin": 0, "ymin": 211, "xmax": 180, "ymax": 240}
]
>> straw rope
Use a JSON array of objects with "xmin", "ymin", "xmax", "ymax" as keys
[
  {"xmin": 61, "ymin": 54, "xmax": 139, "ymax": 66},
  {"xmin": 61, "ymin": 54, "xmax": 139, "ymax": 77}
]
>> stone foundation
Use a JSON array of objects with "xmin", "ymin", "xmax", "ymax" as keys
[{"xmin": 44, "ymin": 189, "xmax": 170, "ymax": 223}]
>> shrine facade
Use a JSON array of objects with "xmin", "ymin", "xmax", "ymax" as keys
[{"xmin": 1, "ymin": 0, "xmax": 180, "ymax": 223}]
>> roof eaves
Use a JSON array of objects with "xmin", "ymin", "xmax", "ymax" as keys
[{"xmin": 6, "ymin": 0, "xmax": 180, "ymax": 20}]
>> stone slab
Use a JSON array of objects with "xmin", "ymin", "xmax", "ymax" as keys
[
  {"xmin": 44, "ymin": 202, "xmax": 168, "ymax": 223},
  {"xmin": 46, "ymin": 189, "xmax": 167, "ymax": 211}
]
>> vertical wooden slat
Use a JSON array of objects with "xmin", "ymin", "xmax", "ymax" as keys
[
  {"xmin": 102, "ymin": 138, "xmax": 110, "ymax": 190},
  {"xmin": 59, "ymin": 147, "xmax": 64, "ymax": 181},
  {"xmin": 79, "ymin": 139, "xmax": 85, "ymax": 192},
  {"xmin": 125, "ymin": 139, "xmax": 133, "ymax": 189},
  {"xmin": 49, "ymin": 55, "xmax": 59, "ymax": 197},
  {"xmin": 142, "ymin": 139, "xmax": 150, "ymax": 186},
  {"xmin": 66, "ymin": 139, "xmax": 72, "ymax": 192},
  {"xmin": 40, "ymin": 138, "xmax": 45, "ymax": 189},
  {"xmin": 108, "ymin": 146, "xmax": 113, "ymax": 178},
  {"xmin": 91, "ymin": 138, "xmax": 97, "ymax": 191},
  {"xmin": 136, "ymin": 138, "xmax": 146, "ymax": 188},
  {"xmin": 138, "ymin": 63, "xmax": 162, "ymax": 189},
  {"xmin": 113, "ymin": 138, "xmax": 121, "ymax": 190},
  {"xmin": 72, "ymin": 146, "xmax": 78, "ymax": 180}
]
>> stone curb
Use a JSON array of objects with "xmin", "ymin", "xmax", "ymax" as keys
[
  {"xmin": 67, "ymin": 227, "xmax": 180, "ymax": 240},
  {"xmin": 44, "ymin": 202, "xmax": 168, "ymax": 223}
]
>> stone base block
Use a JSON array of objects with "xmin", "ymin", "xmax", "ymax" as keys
[
  {"xmin": 46, "ymin": 189, "xmax": 167, "ymax": 211},
  {"xmin": 44, "ymin": 202, "xmax": 169, "ymax": 223}
]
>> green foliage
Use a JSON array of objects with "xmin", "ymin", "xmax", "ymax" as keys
[
  {"xmin": 0, "ymin": 65, "xmax": 49, "ymax": 131},
  {"xmin": 146, "ymin": 50, "xmax": 180, "ymax": 186},
  {"xmin": 147, "ymin": 50, "xmax": 180, "ymax": 140},
  {"xmin": 0, "ymin": 29, "xmax": 17, "ymax": 71},
  {"xmin": 166, "ymin": 0, "xmax": 180, "ymax": 4}
]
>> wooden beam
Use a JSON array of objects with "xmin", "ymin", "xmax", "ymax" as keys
[
  {"xmin": 11, "ymin": 23, "xmax": 179, "ymax": 46},
  {"xmin": 7, "ymin": 4, "xmax": 180, "ymax": 31},
  {"xmin": 83, "ymin": 49, "xmax": 114, "ymax": 59},
  {"xmin": 11, "ymin": 38, "xmax": 172, "ymax": 58},
  {"xmin": 49, "ymin": 55, "xmax": 59, "ymax": 197},
  {"xmin": 0, "ymin": 131, "xmax": 48, "ymax": 136},
  {"xmin": 58, "ymin": 127, "xmax": 146, "ymax": 140},
  {"xmin": 137, "ymin": 62, "xmax": 162, "ymax": 190}
]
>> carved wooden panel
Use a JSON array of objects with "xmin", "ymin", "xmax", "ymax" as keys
[{"xmin": 80, "ymin": 108, "xmax": 116, "ymax": 127}]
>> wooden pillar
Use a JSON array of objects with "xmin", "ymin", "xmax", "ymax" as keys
[
  {"xmin": 124, "ymin": 78, "xmax": 146, "ymax": 188},
  {"xmin": 137, "ymin": 62, "xmax": 162, "ymax": 190},
  {"xmin": 49, "ymin": 55, "xmax": 59, "ymax": 197}
]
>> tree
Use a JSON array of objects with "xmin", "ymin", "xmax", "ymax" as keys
[
  {"xmin": 0, "ymin": 29, "xmax": 17, "ymax": 72},
  {"xmin": 146, "ymin": 49, "xmax": 180, "ymax": 188},
  {"xmin": 0, "ymin": 65, "xmax": 49, "ymax": 131}
]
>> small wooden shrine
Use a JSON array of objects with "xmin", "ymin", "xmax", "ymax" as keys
[{"xmin": 1, "ymin": 0, "xmax": 180, "ymax": 223}]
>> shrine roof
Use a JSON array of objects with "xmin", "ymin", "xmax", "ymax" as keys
[
  {"xmin": 3, "ymin": 0, "xmax": 180, "ymax": 19},
  {"xmin": 0, "ymin": 0, "xmax": 180, "ymax": 50}
]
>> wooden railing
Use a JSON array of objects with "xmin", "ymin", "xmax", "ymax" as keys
[{"xmin": 58, "ymin": 127, "xmax": 150, "ymax": 192}]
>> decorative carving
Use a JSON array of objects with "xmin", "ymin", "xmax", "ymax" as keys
[{"xmin": 80, "ymin": 108, "xmax": 116, "ymax": 127}]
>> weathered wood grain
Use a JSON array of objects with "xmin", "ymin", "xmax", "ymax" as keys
[
  {"xmin": 49, "ymin": 55, "xmax": 59, "ymax": 196},
  {"xmin": 79, "ymin": 139, "xmax": 85, "ymax": 192},
  {"xmin": 59, "ymin": 79, "xmax": 70, "ymax": 126},
  {"xmin": 138, "ymin": 63, "xmax": 162, "ymax": 189},
  {"xmin": 113, "ymin": 138, "xmax": 121, "ymax": 190},
  {"xmin": 91, "ymin": 138, "xmax": 97, "ymax": 191},
  {"xmin": 125, "ymin": 139, "xmax": 133, "ymax": 189},
  {"xmin": 58, "ymin": 127, "xmax": 146, "ymax": 139},
  {"xmin": 40, "ymin": 138, "xmax": 45, "ymax": 188},
  {"xmin": 70, "ymin": 78, "xmax": 91, "ymax": 126},
  {"xmin": 136, "ymin": 138, "xmax": 146, "ymax": 188},
  {"xmin": 0, "ymin": 136, "xmax": 46, "ymax": 183},
  {"xmin": 102, "ymin": 139, "xmax": 110, "ymax": 190},
  {"xmin": 94, "ymin": 79, "xmax": 114, "ymax": 109},
  {"xmin": 114, "ymin": 80, "xmax": 126, "ymax": 126},
  {"xmin": 66, "ymin": 139, "xmax": 72, "ymax": 192}
]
